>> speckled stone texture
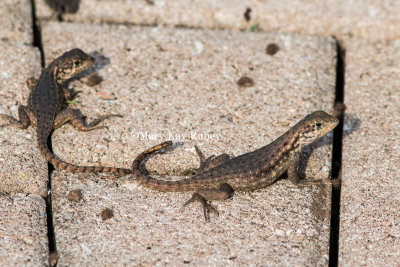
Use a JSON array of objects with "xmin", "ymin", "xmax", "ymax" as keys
[
  {"xmin": 41, "ymin": 22, "xmax": 336, "ymax": 266},
  {"xmin": 0, "ymin": 193, "xmax": 49, "ymax": 266},
  {"xmin": 0, "ymin": 0, "xmax": 32, "ymax": 44},
  {"xmin": 338, "ymin": 38, "xmax": 400, "ymax": 266},
  {"xmin": 36, "ymin": 0, "xmax": 400, "ymax": 41},
  {"xmin": 0, "ymin": 43, "xmax": 47, "ymax": 197}
]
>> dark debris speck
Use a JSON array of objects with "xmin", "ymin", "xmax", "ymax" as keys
[
  {"xmin": 67, "ymin": 189, "xmax": 83, "ymax": 202},
  {"xmin": 266, "ymin": 43, "xmax": 280, "ymax": 56},
  {"xmin": 244, "ymin": 7, "xmax": 252, "ymax": 22},
  {"xmin": 237, "ymin": 76, "xmax": 254, "ymax": 87},
  {"xmin": 100, "ymin": 208, "xmax": 114, "ymax": 221}
]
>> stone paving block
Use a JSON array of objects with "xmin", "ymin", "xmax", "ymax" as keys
[
  {"xmin": 53, "ymin": 172, "xmax": 332, "ymax": 266},
  {"xmin": 36, "ymin": 0, "xmax": 400, "ymax": 40},
  {"xmin": 0, "ymin": 42, "xmax": 47, "ymax": 197},
  {"xmin": 0, "ymin": 0, "xmax": 32, "ymax": 45},
  {"xmin": 41, "ymin": 22, "xmax": 336, "ymax": 265},
  {"xmin": 0, "ymin": 193, "xmax": 49, "ymax": 266},
  {"xmin": 338, "ymin": 38, "xmax": 400, "ymax": 266}
]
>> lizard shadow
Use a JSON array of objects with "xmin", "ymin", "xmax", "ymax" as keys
[
  {"xmin": 75, "ymin": 51, "xmax": 111, "ymax": 80},
  {"xmin": 296, "ymin": 113, "xmax": 361, "ymax": 180}
]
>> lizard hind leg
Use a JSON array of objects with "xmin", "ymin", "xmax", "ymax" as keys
[
  {"xmin": 0, "ymin": 105, "xmax": 34, "ymax": 129},
  {"xmin": 195, "ymin": 145, "xmax": 230, "ymax": 172},
  {"xmin": 184, "ymin": 183, "xmax": 234, "ymax": 222}
]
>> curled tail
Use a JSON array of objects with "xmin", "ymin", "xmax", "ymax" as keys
[
  {"xmin": 132, "ymin": 141, "xmax": 173, "ymax": 170},
  {"xmin": 37, "ymin": 133, "xmax": 132, "ymax": 176},
  {"xmin": 132, "ymin": 141, "xmax": 221, "ymax": 192},
  {"xmin": 132, "ymin": 141, "xmax": 193, "ymax": 192}
]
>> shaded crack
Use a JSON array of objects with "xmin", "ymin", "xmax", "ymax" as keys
[{"xmin": 328, "ymin": 37, "xmax": 345, "ymax": 267}]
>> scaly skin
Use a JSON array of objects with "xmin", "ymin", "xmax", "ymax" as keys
[
  {"xmin": 132, "ymin": 111, "xmax": 339, "ymax": 220},
  {"xmin": 1, "ymin": 48, "xmax": 131, "ymax": 176}
]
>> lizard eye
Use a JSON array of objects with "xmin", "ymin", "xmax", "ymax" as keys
[
  {"xmin": 316, "ymin": 122, "xmax": 322, "ymax": 128},
  {"xmin": 73, "ymin": 60, "xmax": 80, "ymax": 65}
]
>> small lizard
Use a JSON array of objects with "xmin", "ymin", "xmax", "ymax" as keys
[
  {"xmin": 132, "ymin": 110, "xmax": 339, "ymax": 221},
  {"xmin": 1, "ymin": 48, "xmax": 131, "ymax": 176}
]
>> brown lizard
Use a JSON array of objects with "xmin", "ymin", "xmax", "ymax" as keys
[
  {"xmin": 132, "ymin": 110, "xmax": 339, "ymax": 221},
  {"xmin": 0, "ymin": 48, "xmax": 131, "ymax": 176}
]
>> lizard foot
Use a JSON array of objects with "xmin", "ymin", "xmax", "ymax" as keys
[
  {"xmin": 83, "ymin": 114, "xmax": 123, "ymax": 131},
  {"xmin": 184, "ymin": 193, "xmax": 219, "ymax": 222}
]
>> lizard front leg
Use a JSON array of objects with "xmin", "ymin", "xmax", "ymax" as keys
[
  {"xmin": 62, "ymin": 87, "xmax": 81, "ymax": 101},
  {"xmin": 0, "ymin": 105, "xmax": 35, "ymax": 129},
  {"xmin": 287, "ymin": 154, "xmax": 323, "ymax": 186},
  {"xmin": 53, "ymin": 108, "xmax": 121, "ymax": 131},
  {"xmin": 25, "ymin": 77, "xmax": 79, "ymax": 103},
  {"xmin": 24, "ymin": 77, "xmax": 80, "ymax": 101},
  {"xmin": 23, "ymin": 78, "xmax": 80, "ymax": 101},
  {"xmin": 184, "ymin": 183, "xmax": 234, "ymax": 222}
]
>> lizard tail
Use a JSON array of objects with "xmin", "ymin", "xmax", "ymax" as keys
[
  {"xmin": 132, "ymin": 141, "xmax": 173, "ymax": 170},
  {"xmin": 37, "ymin": 133, "xmax": 132, "ymax": 176},
  {"xmin": 133, "ymin": 141, "xmax": 221, "ymax": 192},
  {"xmin": 132, "ymin": 141, "xmax": 193, "ymax": 192}
]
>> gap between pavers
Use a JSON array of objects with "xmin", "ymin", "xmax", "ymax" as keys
[
  {"xmin": 0, "ymin": 193, "xmax": 49, "ymax": 267},
  {"xmin": 41, "ymin": 21, "xmax": 336, "ymax": 266},
  {"xmin": 338, "ymin": 37, "xmax": 400, "ymax": 266},
  {"xmin": 0, "ymin": 42, "xmax": 47, "ymax": 197}
]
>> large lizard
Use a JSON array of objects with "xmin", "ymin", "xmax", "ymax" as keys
[{"xmin": 132, "ymin": 111, "xmax": 338, "ymax": 221}]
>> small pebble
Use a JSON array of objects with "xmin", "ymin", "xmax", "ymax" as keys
[
  {"xmin": 266, "ymin": 43, "xmax": 280, "ymax": 56},
  {"xmin": 101, "ymin": 208, "xmax": 114, "ymax": 221},
  {"xmin": 237, "ymin": 76, "xmax": 254, "ymax": 87}
]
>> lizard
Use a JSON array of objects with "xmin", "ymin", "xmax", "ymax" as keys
[
  {"xmin": 0, "ymin": 48, "xmax": 132, "ymax": 176},
  {"xmin": 132, "ymin": 110, "xmax": 339, "ymax": 221}
]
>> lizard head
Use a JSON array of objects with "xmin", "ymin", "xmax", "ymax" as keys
[
  {"xmin": 52, "ymin": 48, "xmax": 95, "ymax": 83},
  {"xmin": 298, "ymin": 110, "xmax": 339, "ymax": 145}
]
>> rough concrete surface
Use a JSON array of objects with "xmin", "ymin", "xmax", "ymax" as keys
[
  {"xmin": 0, "ymin": 42, "xmax": 48, "ymax": 197},
  {"xmin": 0, "ymin": 193, "xmax": 48, "ymax": 266},
  {"xmin": 53, "ymin": 171, "xmax": 332, "ymax": 266},
  {"xmin": 0, "ymin": 0, "xmax": 32, "ymax": 45},
  {"xmin": 338, "ymin": 38, "xmax": 400, "ymax": 266},
  {"xmin": 36, "ymin": 0, "xmax": 400, "ymax": 41},
  {"xmin": 41, "ymin": 22, "xmax": 336, "ymax": 266}
]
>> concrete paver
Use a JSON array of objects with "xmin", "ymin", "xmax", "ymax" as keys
[
  {"xmin": 0, "ymin": 193, "xmax": 48, "ymax": 266},
  {"xmin": 0, "ymin": 0, "xmax": 32, "ymax": 45},
  {"xmin": 338, "ymin": 38, "xmax": 400, "ymax": 266},
  {"xmin": 36, "ymin": 0, "xmax": 400, "ymax": 41},
  {"xmin": 41, "ymin": 22, "xmax": 336, "ymax": 265},
  {"xmin": 0, "ymin": 42, "xmax": 47, "ymax": 197}
]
